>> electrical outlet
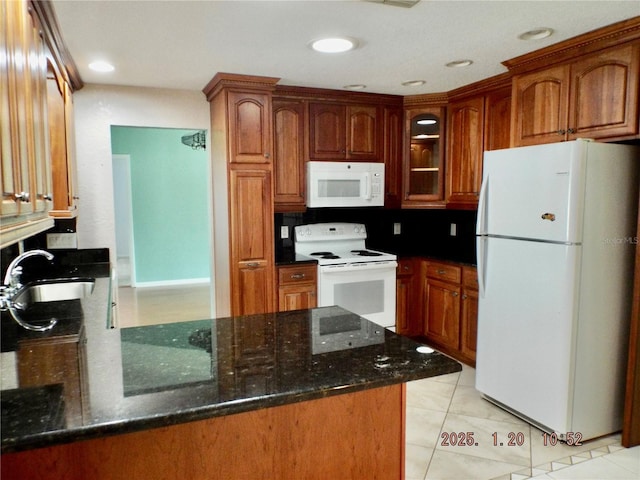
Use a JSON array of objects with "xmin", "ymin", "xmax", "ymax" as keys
[
  {"xmin": 46, "ymin": 232, "xmax": 78, "ymax": 249},
  {"xmin": 280, "ymin": 225, "xmax": 289, "ymax": 239},
  {"xmin": 450, "ymin": 223, "xmax": 457, "ymax": 236},
  {"xmin": 393, "ymin": 223, "xmax": 401, "ymax": 235}
]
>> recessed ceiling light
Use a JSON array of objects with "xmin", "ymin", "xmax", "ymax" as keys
[
  {"xmin": 310, "ymin": 37, "xmax": 357, "ymax": 53},
  {"xmin": 417, "ymin": 119, "xmax": 437, "ymax": 125},
  {"xmin": 401, "ymin": 80, "xmax": 426, "ymax": 87},
  {"xmin": 344, "ymin": 84, "xmax": 366, "ymax": 90},
  {"xmin": 89, "ymin": 60, "xmax": 115, "ymax": 73},
  {"xmin": 519, "ymin": 27, "xmax": 554, "ymax": 41},
  {"xmin": 446, "ymin": 60, "xmax": 473, "ymax": 68}
]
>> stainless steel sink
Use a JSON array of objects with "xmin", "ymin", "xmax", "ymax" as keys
[{"xmin": 12, "ymin": 277, "xmax": 95, "ymax": 308}]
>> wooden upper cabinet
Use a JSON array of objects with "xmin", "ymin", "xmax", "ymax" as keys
[
  {"xmin": 511, "ymin": 42, "xmax": 640, "ymax": 146},
  {"xmin": 403, "ymin": 107, "xmax": 446, "ymax": 206},
  {"xmin": 446, "ymin": 97, "xmax": 484, "ymax": 206},
  {"xmin": 484, "ymin": 87, "xmax": 512, "ymax": 152},
  {"xmin": 383, "ymin": 106, "xmax": 403, "ymax": 209},
  {"xmin": 511, "ymin": 65, "xmax": 570, "ymax": 146},
  {"xmin": 309, "ymin": 102, "xmax": 379, "ymax": 161},
  {"xmin": 569, "ymin": 43, "xmax": 639, "ymax": 140},
  {"xmin": 273, "ymin": 99, "xmax": 305, "ymax": 211},
  {"xmin": 228, "ymin": 91, "xmax": 272, "ymax": 163},
  {"xmin": 346, "ymin": 105, "xmax": 379, "ymax": 160},
  {"xmin": 309, "ymin": 103, "xmax": 346, "ymax": 159}
]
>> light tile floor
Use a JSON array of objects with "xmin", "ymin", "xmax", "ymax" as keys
[{"xmin": 406, "ymin": 365, "xmax": 640, "ymax": 480}]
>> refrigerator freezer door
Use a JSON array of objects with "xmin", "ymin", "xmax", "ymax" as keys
[
  {"xmin": 478, "ymin": 142, "xmax": 586, "ymax": 243},
  {"xmin": 476, "ymin": 236, "xmax": 581, "ymax": 434}
]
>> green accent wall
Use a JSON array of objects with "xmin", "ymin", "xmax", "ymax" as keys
[{"xmin": 111, "ymin": 126, "xmax": 210, "ymax": 283}]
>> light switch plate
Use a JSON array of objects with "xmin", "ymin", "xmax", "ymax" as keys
[
  {"xmin": 46, "ymin": 232, "xmax": 78, "ymax": 249},
  {"xmin": 450, "ymin": 223, "xmax": 457, "ymax": 236},
  {"xmin": 393, "ymin": 223, "xmax": 401, "ymax": 235},
  {"xmin": 280, "ymin": 225, "xmax": 289, "ymax": 239}
]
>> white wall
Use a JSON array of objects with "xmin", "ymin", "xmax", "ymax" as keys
[{"xmin": 72, "ymin": 84, "xmax": 210, "ymax": 255}]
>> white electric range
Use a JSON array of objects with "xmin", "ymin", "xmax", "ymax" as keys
[{"xmin": 294, "ymin": 223, "xmax": 398, "ymax": 331}]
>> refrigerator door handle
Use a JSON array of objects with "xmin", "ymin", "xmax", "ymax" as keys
[
  {"xmin": 477, "ymin": 235, "xmax": 487, "ymax": 298},
  {"xmin": 477, "ymin": 175, "xmax": 489, "ymax": 235}
]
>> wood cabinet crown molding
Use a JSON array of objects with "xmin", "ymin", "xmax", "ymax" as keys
[
  {"xmin": 203, "ymin": 72, "xmax": 280, "ymax": 101},
  {"xmin": 403, "ymin": 92, "xmax": 448, "ymax": 108},
  {"xmin": 447, "ymin": 72, "xmax": 511, "ymax": 101},
  {"xmin": 503, "ymin": 16, "xmax": 640, "ymax": 75},
  {"xmin": 274, "ymin": 84, "xmax": 402, "ymax": 106},
  {"xmin": 29, "ymin": 0, "xmax": 83, "ymax": 91}
]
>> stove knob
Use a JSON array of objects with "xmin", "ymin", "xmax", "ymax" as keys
[{"xmin": 306, "ymin": 228, "xmax": 311, "ymax": 236}]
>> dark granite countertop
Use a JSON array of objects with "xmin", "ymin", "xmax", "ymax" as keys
[{"xmin": 1, "ymin": 281, "xmax": 460, "ymax": 453}]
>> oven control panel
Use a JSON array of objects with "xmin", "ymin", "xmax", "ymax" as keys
[{"xmin": 295, "ymin": 223, "xmax": 367, "ymax": 241}]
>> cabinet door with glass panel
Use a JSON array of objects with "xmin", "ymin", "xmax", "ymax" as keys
[{"xmin": 403, "ymin": 108, "xmax": 445, "ymax": 206}]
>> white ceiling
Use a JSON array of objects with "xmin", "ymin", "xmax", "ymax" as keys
[{"xmin": 51, "ymin": 0, "xmax": 640, "ymax": 96}]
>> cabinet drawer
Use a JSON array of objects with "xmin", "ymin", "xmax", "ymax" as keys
[
  {"xmin": 426, "ymin": 262, "xmax": 461, "ymax": 283},
  {"xmin": 397, "ymin": 258, "xmax": 414, "ymax": 276},
  {"xmin": 462, "ymin": 267, "xmax": 478, "ymax": 290},
  {"xmin": 278, "ymin": 264, "xmax": 317, "ymax": 285}
]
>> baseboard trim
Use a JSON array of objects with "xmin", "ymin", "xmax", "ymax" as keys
[{"xmin": 133, "ymin": 278, "xmax": 211, "ymax": 289}]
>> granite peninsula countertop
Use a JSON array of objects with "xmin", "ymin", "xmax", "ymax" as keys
[{"xmin": 1, "ymin": 274, "xmax": 460, "ymax": 454}]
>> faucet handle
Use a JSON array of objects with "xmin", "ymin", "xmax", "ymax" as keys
[{"xmin": 7, "ymin": 266, "xmax": 23, "ymax": 288}]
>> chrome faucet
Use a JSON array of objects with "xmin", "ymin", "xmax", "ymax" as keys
[
  {"xmin": 4, "ymin": 249, "xmax": 54, "ymax": 290},
  {"xmin": 1, "ymin": 249, "xmax": 57, "ymax": 331}
]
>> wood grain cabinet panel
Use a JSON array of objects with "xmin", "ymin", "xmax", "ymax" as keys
[
  {"xmin": 569, "ymin": 43, "xmax": 640, "ymax": 140},
  {"xmin": 422, "ymin": 261, "xmax": 478, "ymax": 366},
  {"xmin": 277, "ymin": 264, "xmax": 317, "ymax": 312},
  {"xmin": 446, "ymin": 97, "xmax": 484, "ymax": 206},
  {"xmin": 273, "ymin": 99, "xmax": 306, "ymax": 211},
  {"xmin": 230, "ymin": 166, "xmax": 275, "ymax": 316},
  {"xmin": 512, "ymin": 42, "xmax": 640, "ymax": 146},
  {"xmin": 309, "ymin": 102, "xmax": 380, "ymax": 161},
  {"xmin": 383, "ymin": 106, "xmax": 403, "ymax": 209},
  {"xmin": 512, "ymin": 64, "xmax": 570, "ymax": 146},
  {"xmin": 228, "ymin": 91, "xmax": 272, "ymax": 163},
  {"xmin": 396, "ymin": 258, "xmax": 420, "ymax": 336}
]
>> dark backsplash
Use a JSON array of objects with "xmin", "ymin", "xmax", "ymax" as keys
[{"xmin": 275, "ymin": 208, "xmax": 477, "ymax": 265}]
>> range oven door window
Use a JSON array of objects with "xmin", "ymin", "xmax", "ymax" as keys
[{"xmin": 318, "ymin": 262, "xmax": 397, "ymax": 329}]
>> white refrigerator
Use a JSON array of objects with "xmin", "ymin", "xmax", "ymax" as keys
[{"xmin": 475, "ymin": 139, "xmax": 639, "ymax": 441}]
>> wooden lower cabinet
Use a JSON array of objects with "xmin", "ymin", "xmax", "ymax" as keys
[
  {"xmin": 396, "ymin": 258, "xmax": 420, "ymax": 336},
  {"xmin": 1, "ymin": 384, "xmax": 406, "ymax": 480},
  {"xmin": 277, "ymin": 264, "xmax": 317, "ymax": 311},
  {"xmin": 422, "ymin": 260, "xmax": 478, "ymax": 366}
]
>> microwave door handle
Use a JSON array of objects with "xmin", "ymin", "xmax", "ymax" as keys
[{"xmin": 363, "ymin": 173, "xmax": 371, "ymax": 200}]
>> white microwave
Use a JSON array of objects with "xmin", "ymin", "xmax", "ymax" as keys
[{"xmin": 306, "ymin": 161, "xmax": 385, "ymax": 208}]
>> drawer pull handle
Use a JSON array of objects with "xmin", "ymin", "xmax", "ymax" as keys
[
  {"xmin": 246, "ymin": 262, "xmax": 260, "ymax": 268},
  {"xmin": 437, "ymin": 269, "xmax": 446, "ymax": 275},
  {"xmin": 290, "ymin": 273, "xmax": 306, "ymax": 280}
]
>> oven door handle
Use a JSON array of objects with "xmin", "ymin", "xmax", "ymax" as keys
[{"xmin": 320, "ymin": 261, "xmax": 397, "ymax": 273}]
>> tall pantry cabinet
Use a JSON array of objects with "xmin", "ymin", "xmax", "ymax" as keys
[{"xmin": 203, "ymin": 73, "xmax": 279, "ymax": 317}]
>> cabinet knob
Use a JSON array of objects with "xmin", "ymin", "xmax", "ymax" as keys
[
  {"xmin": 557, "ymin": 129, "xmax": 566, "ymax": 135},
  {"xmin": 462, "ymin": 294, "xmax": 468, "ymax": 299},
  {"xmin": 72, "ymin": 195, "xmax": 80, "ymax": 200},
  {"xmin": 451, "ymin": 292, "xmax": 459, "ymax": 297},
  {"xmin": 14, "ymin": 192, "xmax": 30, "ymax": 202},
  {"xmin": 567, "ymin": 128, "xmax": 575, "ymax": 134},
  {"xmin": 43, "ymin": 194, "xmax": 52, "ymax": 201},
  {"xmin": 264, "ymin": 152, "xmax": 270, "ymax": 159}
]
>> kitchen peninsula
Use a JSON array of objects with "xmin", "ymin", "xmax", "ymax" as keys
[{"xmin": 1, "ymin": 271, "xmax": 460, "ymax": 480}]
